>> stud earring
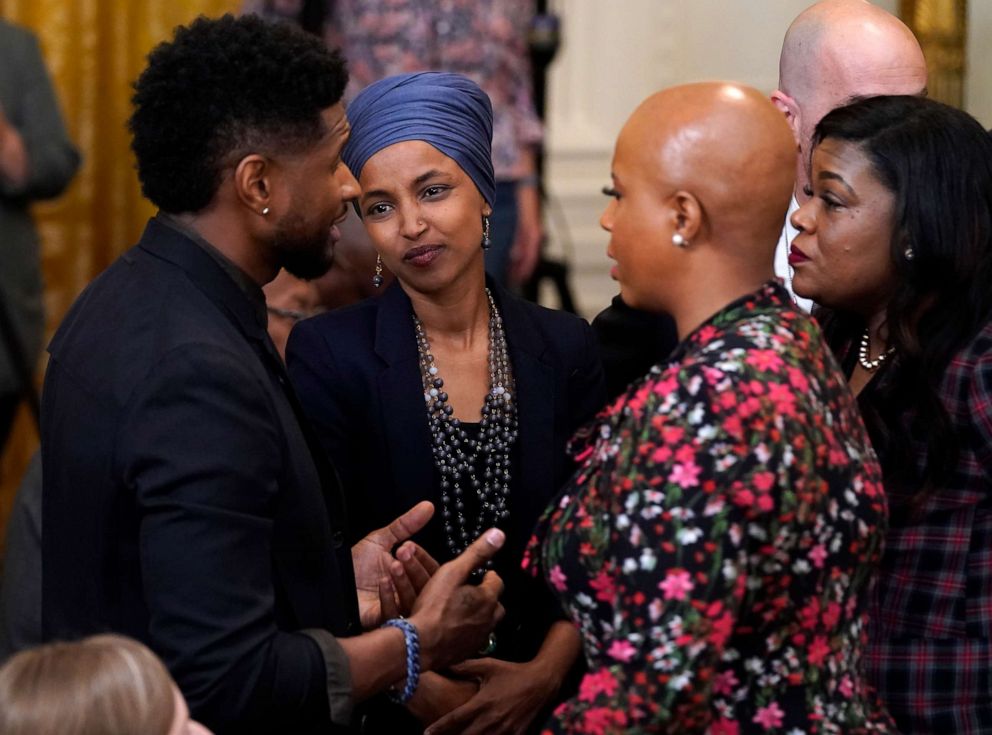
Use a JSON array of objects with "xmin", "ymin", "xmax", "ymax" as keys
[
  {"xmin": 672, "ymin": 233, "xmax": 688, "ymax": 248},
  {"xmin": 482, "ymin": 216, "xmax": 491, "ymax": 251},
  {"xmin": 904, "ymin": 246, "xmax": 915, "ymax": 261},
  {"xmin": 261, "ymin": 207, "xmax": 270, "ymax": 216},
  {"xmin": 372, "ymin": 254, "xmax": 384, "ymax": 288}
]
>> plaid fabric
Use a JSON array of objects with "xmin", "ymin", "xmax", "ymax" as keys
[{"xmin": 863, "ymin": 322, "xmax": 992, "ymax": 734}]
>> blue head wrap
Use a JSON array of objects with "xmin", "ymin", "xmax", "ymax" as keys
[{"xmin": 343, "ymin": 72, "xmax": 495, "ymax": 206}]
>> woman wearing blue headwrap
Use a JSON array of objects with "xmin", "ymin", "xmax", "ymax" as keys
[{"xmin": 287, "ymin": 72, "xmax": 605, "ymax": 734}]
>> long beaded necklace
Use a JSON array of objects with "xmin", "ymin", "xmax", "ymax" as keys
[
  {"xmin": 413, "ymin": 289, "xmax": 517, "ymax": 560},
  {"xmin": 857, "ymin": 327, "xmax": 895, "ymax": 371}
]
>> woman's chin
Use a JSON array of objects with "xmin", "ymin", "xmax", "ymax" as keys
[{"xmin": 789, "ymin": 276, "xmax": 816, "ymax": 303}]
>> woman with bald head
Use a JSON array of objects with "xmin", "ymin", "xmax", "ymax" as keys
[{"xmin": 524, "ymin": 82, "xmax": 894, "ymax": 733}]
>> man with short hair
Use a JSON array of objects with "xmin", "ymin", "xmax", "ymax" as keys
[{"xmin": 41, "ymin": 15, "xmax": 504, "ymax": 734}]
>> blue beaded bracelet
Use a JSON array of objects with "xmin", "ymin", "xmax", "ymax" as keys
[{"xmin": 381, "ymin": 618, "xmax": 420, "ymax": 704}]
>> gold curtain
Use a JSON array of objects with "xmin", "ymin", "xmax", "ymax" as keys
[
  {"xmin": 0, "ymin": 0, "xmax": 240, "ymax": 547},
  {"xmin": 901, "ymin": 0, "xmax": 968, "ymax": 107}
]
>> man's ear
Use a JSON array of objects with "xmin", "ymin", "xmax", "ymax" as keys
[
  {"xmin": 771, "ymin": 89, "xmax": 802, "ymax": 148},
  {"xmin": 233, "ymin": 154, "xmax": 273, "ymax": 216}
]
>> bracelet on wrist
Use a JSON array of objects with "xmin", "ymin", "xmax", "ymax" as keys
[{"xmin": 381, "ymin": 618, "xmax": 420, "ymax": 704}]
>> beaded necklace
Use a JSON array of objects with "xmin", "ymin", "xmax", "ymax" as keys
[
  {"xmin": 857, "ymin": 327, "xmax": 895, "ymax": 372},
  {"xmin": 413, "ymin": 289, "xmax": 517, "ymax": 560}
]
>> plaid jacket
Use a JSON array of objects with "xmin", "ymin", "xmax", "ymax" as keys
[{"xmin": 856, "ymin": 322, "xmax": 992, "ymax": 734}]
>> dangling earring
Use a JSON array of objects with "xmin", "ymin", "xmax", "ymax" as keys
[
  {"xmin": 482, "ymin": 216, "xmax": 491, "ymax": 251},
  {"xmin": 672, "ymin": 233, "xmax": 688, "ymax": 248},
  {"xmin": 372, "ymin": 254, "xmax": 384, "ymax": 288},
  {"xmin": 904, "ymin": 246, "xmax": 915, "ymax": 261}
]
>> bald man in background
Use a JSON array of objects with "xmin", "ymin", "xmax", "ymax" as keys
[
  {"xmin": 591, "ymin": 0, "xmax": 927, "ymax": 394},
  {"xmin": 770, "ymin": 0, "xmax": 927, "ymax": 308}
]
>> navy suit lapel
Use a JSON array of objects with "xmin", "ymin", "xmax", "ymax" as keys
[
  {"xmin": 373, "ymin": 284, "xmax": 438, "ymax": 517},
  {"xmin": 491, "ymin": 284, "xmax": 555, "ymax": 547}
]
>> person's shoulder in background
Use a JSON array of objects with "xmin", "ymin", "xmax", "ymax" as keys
[{"xmin": 591, "ymin": 295, "xmax": 678, "ymax": 401}]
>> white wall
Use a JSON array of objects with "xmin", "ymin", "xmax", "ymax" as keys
[{"xmin": 542, "ymin": 0, "xmax": 816, "ymax": 316}]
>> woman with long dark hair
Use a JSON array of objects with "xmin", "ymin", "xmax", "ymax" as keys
[{"xmin": 790, "ymin": 94, "xmax": 992, "ymax": 734}]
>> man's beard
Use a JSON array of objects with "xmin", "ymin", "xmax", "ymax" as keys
[{"xmin": 273, "ymin": 212, "xmax": 335, "ymax": 280}]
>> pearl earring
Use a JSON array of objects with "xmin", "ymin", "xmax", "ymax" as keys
[
  {"xmin": 261, "ymin": 207, "xmax": 270, "ymax": 216},
  {"xmin": 672, "ymin": 233, "xmax": 687, "ymax": 248}
]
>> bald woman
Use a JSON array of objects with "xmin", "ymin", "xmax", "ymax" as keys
[{"xmin": 523, "ymin": 83, "xmax": 894, "ymax": 734}]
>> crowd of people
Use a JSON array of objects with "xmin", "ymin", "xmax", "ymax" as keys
[{"xmin": 1, "ymin": 1, "xmax": 991, "ymax": 734}]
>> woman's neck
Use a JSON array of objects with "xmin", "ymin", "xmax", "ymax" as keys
[
  {"xmin": 405, "ymin": 276, "xmax": 490, "ymax": 349},
  {"xmin": 865, "ymin": 308, "xmax": 889, "ymax": 354},
  {"xmin": 671, "ymin": 272, "xmax": 770, "ymax": 341}
]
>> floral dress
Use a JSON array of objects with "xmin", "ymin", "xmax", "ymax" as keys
[{"xmin": 523, "ymin": 283, "xmax": 894, "ymax": 734}]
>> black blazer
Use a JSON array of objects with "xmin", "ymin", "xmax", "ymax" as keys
[
  {"xmin": 286, "ymin": 280, "xmax": 605, "ymax": 648},
  {"xmin": 41, "ymin": 219, "xmax": 360, "ymax": 735}
]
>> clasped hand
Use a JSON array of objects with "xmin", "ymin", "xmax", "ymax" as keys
[{"xmin": 351, "ymin": 500, "xmax": 441, "ymax": 628}]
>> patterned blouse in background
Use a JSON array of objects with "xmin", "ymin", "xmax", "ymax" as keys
[
  {"xmin": 524, "ymin": 282, "xmax": 894, "ymax": 734},
  {"xmin": 240, "ymin": 0, "xmax": 543, "ymax": 180}
]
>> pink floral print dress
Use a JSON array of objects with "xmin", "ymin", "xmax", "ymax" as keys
[{"xmin": 524, "ymin": 282, "xmax": 894, "ymax": 734}]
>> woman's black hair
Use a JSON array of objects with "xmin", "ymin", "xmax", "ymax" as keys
[
  {"xmin": 129, "ymin": 13, "xmax": 347, "ymax": 214},
  {"xmin": 812, "ymin": 95, "xmax": 992, "ymax": 506}
]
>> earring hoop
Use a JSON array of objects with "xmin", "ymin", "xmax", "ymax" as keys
[
  {"xmin": 372, "ymin": 254, "xmax": 384, "ymax": 288},
  {"xmin": 672, "ymin": 233, "xmax": 688, "ymax": 248},
  {"xmin": 904, "ymin": 246, "xmax": 915, "ymax": 261}
]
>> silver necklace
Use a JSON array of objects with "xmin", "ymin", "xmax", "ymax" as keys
[
  {"xmin": 413, "ymin": 289, "xmax": 517, "ymax": 560},
  {"xmin": 858, "ymin": 327, "xmax": 894, "ymax": 371}
]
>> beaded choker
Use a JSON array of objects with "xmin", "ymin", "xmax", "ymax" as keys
[
  {"xmin": 857, "ymin": 327, "xmax": 894, "ymax": 372},
  {"xmin": 413, "ymin": 289, "xmax": 517, "ymax": 561}
]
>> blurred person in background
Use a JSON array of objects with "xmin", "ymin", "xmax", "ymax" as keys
[
  {"xmin": 264, "ymin": 269, "xmax": 322, "ymax": 360},
  {"xmin": 0, "ymin": 18, "xmax": 80, "ymax": 454},
  {"xmin": 0, "ymin": 634, "xmax": 212, "ymax": 735}
]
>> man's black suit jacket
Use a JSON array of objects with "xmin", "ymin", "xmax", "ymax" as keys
[{"xmin": 41, "ymin": 218, "xmax": 360, "ymax": 734}]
